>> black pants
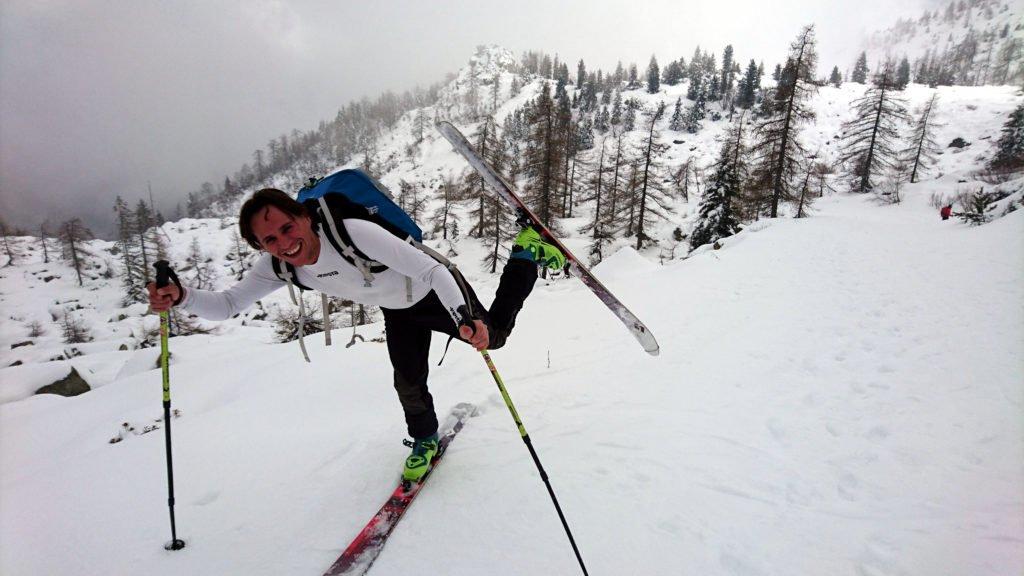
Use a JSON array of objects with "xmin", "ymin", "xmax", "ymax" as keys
[{"xmin": 381, "ymin": 259, "xmax": 537, "ymax": 438}]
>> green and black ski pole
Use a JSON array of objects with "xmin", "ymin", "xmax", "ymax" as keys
[
  {"xmin": 479, "ymin": 350, "xmax": 588, "ymax": 576},
  {"xmin": 154, "ymin": 260, "xmax": 186, "ymax": 551}
]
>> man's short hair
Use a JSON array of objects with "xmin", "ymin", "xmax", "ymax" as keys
[{"xmin": 238, "ymin": 188, "xmax": 308, "ymax": 250}]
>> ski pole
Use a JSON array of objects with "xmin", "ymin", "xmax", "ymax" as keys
[
  {"xmin": 154, "ymin": 260, "xmax": 186, "ymax": 551},
  {"xmin": 479, "ymin": 350, "xmax": 589, "ymax": 576}
]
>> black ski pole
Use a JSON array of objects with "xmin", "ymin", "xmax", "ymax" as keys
[
  {"xmin": 154, "ymin": 260, "xmax": 186, "ymax": 551},
  {"xmin": 479, "ymin": 350, "xmax": 589, "ymax": 576}
]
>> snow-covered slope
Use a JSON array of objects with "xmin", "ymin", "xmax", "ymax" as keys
[
  {"xmin": 1, "ymin": 185, "xmax": 1021, "ymax": 576},
  {"xmin": 1, "ymin": 53, "xmax": 1022, "ymax": 575}
]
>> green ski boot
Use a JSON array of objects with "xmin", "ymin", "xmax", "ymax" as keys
[
  {"xmin": 402, "ymin": 433, "xmax": 439, "ymax": 484},
  {"xmin": 511, "ymin": 226, "xmax": 566, "ymax": 271}
]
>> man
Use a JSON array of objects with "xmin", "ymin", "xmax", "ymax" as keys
[{"xmin": 148, "ymin": 187, "xmax": 565, "ymax": 483}]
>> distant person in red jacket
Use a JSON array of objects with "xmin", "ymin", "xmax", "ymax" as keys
[{"xmin": 940, "ymin": 204, "xmax": 952, "ymax": 220}]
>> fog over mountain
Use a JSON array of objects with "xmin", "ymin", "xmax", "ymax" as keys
[{"xmin": 1, "ymin": 0, "xmax": 931, "ymax": 237}]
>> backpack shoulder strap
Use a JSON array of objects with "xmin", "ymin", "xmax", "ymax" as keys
[
  {"xmin": 271, "ymin": 256, "xmax": 312, "ymax": 291},
  {"xmin": 314, "ymin": 196, "xmax": 387, "ymax": 286}
]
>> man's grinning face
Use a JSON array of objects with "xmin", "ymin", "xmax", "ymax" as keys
[{"xmin": 250, "ymin": 206, "xmax": 320, "ymax": 266}]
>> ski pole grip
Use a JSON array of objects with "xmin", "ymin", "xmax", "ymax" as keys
[
  {"xmin": 154, "ymin": 260, "xmax": 172, "ymax": 289},
  {"xmin": 154, "ymin": 261, "xmax": 184, "ymax": 305}
]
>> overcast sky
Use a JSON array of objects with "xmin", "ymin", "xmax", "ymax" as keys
[{"xmin": 0, "ymin": 0, "xmax": 930, "ymax": 237}]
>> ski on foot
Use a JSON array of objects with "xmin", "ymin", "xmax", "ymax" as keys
[{"xmin": 321, "ymin": 403, "xmax": 477, "ymax": 576}]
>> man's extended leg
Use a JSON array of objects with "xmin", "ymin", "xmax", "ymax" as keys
[
  {"xmin": 486, "ymin": 259, "xmax": 537, "ymax": 349},
  {"xmin": 485, "ymin": 226, "xmax": 565, "ymax": 349}
]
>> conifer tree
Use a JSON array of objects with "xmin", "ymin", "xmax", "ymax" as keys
[
  {"xmin": 670, "ymin": 157, "xmax": 699, "ymax": 203},
  {"xmin": 595, "ymin": 105, "xmax": 610, "ymax": 133},
  {"xmin": 662, "ymin": 60, "xmax": 684, "ymax": 86},
  {"xmin": 904, "ymin": 92, "xmax": 943, "ymax": 183},
  {"xmin": 829, "ymin": 66, "xmax": 843, "ymax": 87},
  {"xmin": 736, "ymin": 60, "xmax": 760, "ymax": 109},
  {"xmin": 523, "ymin": 82, "xmax": 565, "ymax": 225},
  {"xmin": 603, "ymin": 129, "xmax": 631, "ymax": 238},
  {"xmin": 555, "ymin": 93, "xmax": 578, "ymax": 217},
  {"xmin": 490, "ymin": 74, "xmax": 502, "ymax": 113},
  {"xmin": 397, "ymin": 180, "xmax": 428, "ymax": 223},
  {"xmin": 720, "ymin": 45, "xmax": 736, "ymax": 106},
  {"xmin": 581, "ymin": 136, "xmax": 613, "ymax": 263},
  {"xmin": 623, "ymin": 97, "xmax": 641, "ymax": 132},
  {"xmin": 690, "ymin": 119, "xmax": 745, "ymax": 251},
  {"xmin": 40, "ymin": 220, "xmax": 55, "ymax": 264},
  {"xmin": 462, "ymin": 116, "xmax": 503, "ymax": 237},
  {"xmin": 793, "ymin": 163, "xmax": 817, "ymax": 215},
  {"xmin": 61, "ymin": 308, "xmax": 91, "ymax": 344},
  {"xmin": 705, "ymin": 52, "xmax": 720, "ymax": 102},
  {"xmin": 610, "ymin": 90, "xmax": 623, "ymax": 127},
  {"xmin": 989, "ymin": 102, "xmax": 1024, "ymax": 173},
  {"xmin": 687, "ymin": 47, "xmax": 703, "ymax": 93},
  {"xmin": 839, "ymin": 65, "xmax": 909, "ymax": 194},
  {"xmin": 482, "ymin": 135, "xmax": 521, "ymax": 272},
  {"xmin": 412, "ymin": 109, "xmax": 428, "ymax": 144},
  {"xmin": 748, "ymin": 25, "xmax": 818, "ymax": 217},
  {"xmin": 685, "ymin": 90, "xmax": 707, "ymax": 133},
  {"xmin": 430, "ymin": 174, "xmax": 464, "ymax": 241},
  {"xmin": 646, "ymin": 55, "xmax": 661, "ymax": 94},
  {"xmin": 134, "ymin": 199, "xmax": 157, "ymax": 286},
  {"xmin": 480, "ymin": 193, "xmax": 516, "ymax": 273},
  {"xmin": 852, "ymin": 52, "xmax": 869, "ymax": 83},
  {"xmin": 0, "ymin": 219, "xmax": 17, "ymax": 267},
  {"xmin": 185, "ymin": 237, "xmax": 216, "ymax": 290},
  {"xmin": 113, "ymin": 197, "xmax": 143, "ymax": 305},
  {"xmin": 687, "ymin": 54, "xmax": 704, "ymax": 101},
  {"xmin": 59, "ymin": 218, "xmax": 92, "ymax": 286},
  {"xmin": 895, "ymin": 57, "xmax": 911, "ymax": 89},
  {"xmin": 229, "ymin": 230, "xmax": 250, "ymax": 280},
  {"xmin": 669, "ymin": 97, "xmax": 685, "ymax": 131},
  {"xmin": 632, "ymin": 103, "xmax": 674, "ymax": 250}
]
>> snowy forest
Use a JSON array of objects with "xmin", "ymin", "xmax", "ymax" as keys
[{"xmin": 4, "ymin": 0, "xmax": 1022, "ymax": 321}]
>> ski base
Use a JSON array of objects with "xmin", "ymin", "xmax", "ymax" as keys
[
  {"xmin": 436, "ymin": 120, "xmax": 660, "ymax": 356},
  {"xmin": 322, "ymin": 403, "xmax": 477, "ymax": 576}
]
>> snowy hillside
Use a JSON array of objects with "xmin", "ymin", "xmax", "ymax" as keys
[
  {"xmin": 863, "ymin": 0, "xmax": 1023, "ymax": 84},
  {"xmin": 1, "ymin": 50, "xmax": 1023, "ymax": 575},
  {"xmin": 1, "ymin": 185, "xmax": 1021, "ymax": 576}
]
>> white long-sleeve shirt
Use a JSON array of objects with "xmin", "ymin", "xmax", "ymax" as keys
[{"xmin": 179, "ymin": 218, "xmax": 467, "ymax": 325}]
